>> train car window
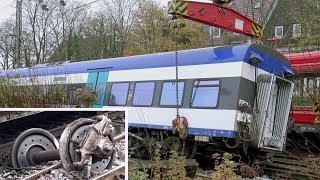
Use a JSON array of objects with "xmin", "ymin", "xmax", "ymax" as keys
[
  {"xmin": 109, "ymin": 83, "xmax": 129, "ymax": 106},
  {"xmin": 96, "ymin": 83, "xmax": 105, "ymax": 104},
  {"xmin": 132, "ymin": 82, "xmax": 155, "ymax": 106},
  {"xmin": 160, "ymin": 82, "xmax": 184, "ymax": 106},
  {"xmin": 87, "ymin": 83, "xmax": 94, "ymax": 91},
  {"xmin": 191, "ymin": 80, "xmax": 219, "ymax": 108}
]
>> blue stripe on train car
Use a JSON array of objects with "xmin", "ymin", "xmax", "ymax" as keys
[
  {"xmin": 129, "ymin": 123, "xmax": 237, "ymax": 138},
  {"xmin": 0, "ymin": 43, "xmax": 292, "ymax": 79}
]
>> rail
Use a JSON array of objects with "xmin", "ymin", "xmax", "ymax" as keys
[
  {"xmin": 21, "ymin": 162, "xmax": 62, "ymax": 180},
  {"xmin": 91, "ymin": 164, "xmax": 125, "ymax": 180}
]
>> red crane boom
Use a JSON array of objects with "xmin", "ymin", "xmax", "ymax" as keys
[{"xmin": 168, "ymin": 0, "xmax": 263, "ymax": 38}]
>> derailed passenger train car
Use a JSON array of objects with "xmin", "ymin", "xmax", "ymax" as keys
[{"xmin": 0, "ymin": 43, "xmax": 294, "ymax": 153}]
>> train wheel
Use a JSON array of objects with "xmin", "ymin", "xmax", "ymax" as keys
[
  {"xmin": 11, "ymin": 128, "xmax": 59, "ymax": 168},
  {"xmin": 59, "ymin": 118, "xmax": 115, "ymax": 175}
]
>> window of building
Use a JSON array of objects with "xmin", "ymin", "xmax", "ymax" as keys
[
  {"xmin": 109, "ymin": 83, "xmax": 129, "ymax": 105},
  {"xmin": 191, "ymin": 80, "xmax": 220, "ymax": 108},
  {"xmin": 275, "ymin": 26, "xmax": 283, "ymax": 39},
  {"xmin": 132, "ymin": 82, "xmax": 155, "ymax": 106},
  {"xmin": 160, "ymin": 82, "xmax": 184, "ymax": 106},
  {"xmin": 210, "ymin": 27, "xmax": 221, "ymax": 38},
  {"xmin": 293, "ymin": 24, "xmax": 301, "ymax": 38}
]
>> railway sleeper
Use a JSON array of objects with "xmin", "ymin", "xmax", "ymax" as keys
[
  {"xmin": 9, "ymin": 114, "xmax": 124, "ymax": 179},
  {"xmin": 263, "ymin": 167, "xmax": 319, "ymax": 179},
  {"xmin": 263, "ymin": 163, "xmax": 320, "ymax": 177}
]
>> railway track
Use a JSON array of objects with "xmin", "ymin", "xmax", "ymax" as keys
[
  {"xmin": 19, "ymin": 162, "xmax": 125, "ymax": 180},
  {"xmin": 257, "ymin": 151, "xmax": 320, "ymax": 179},
  {"xmin": 92, "ymin": 164, "xmax": 125, "ymax": 180}
]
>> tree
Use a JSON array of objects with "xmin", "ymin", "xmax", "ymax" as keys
[
  {"xmin": 263, "ymin": 0, "xmax": 320, "ymax": 51},
  {"xmin": 100, "ymin": 0, "xmax": 138, "ymax": 57},
  {"xmin": 125, "ymin": 0, "xmax": 209, "ymax": 56},
  {"xmin": 0, "ymin": 19, "xmax": 15, "ymax": 70}
]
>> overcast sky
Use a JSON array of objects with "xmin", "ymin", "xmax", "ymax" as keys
[
  {"xmin": 0, "ymin": 0, "xmax": 212, "ymax": 24},
  {"xmin": 0, "ymin": 0, "xmax": 168, "ymax": 24}
]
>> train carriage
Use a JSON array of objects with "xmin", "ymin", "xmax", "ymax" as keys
[
  {"xmin": 285, "ymin": 51, "xmax": 320, "ymax": 126},
  {"xmin": 0, "ymin": 43, "xmax": 294, "ymax": 152}
]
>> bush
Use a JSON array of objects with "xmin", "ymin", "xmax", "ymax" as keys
[
  {"xmin": 0, "ymin": 78, "xmax": 69, "ymax": 107},
  {"xmin": 211, "ymin": 153, "xmax": 238, "ymax": 180},
  {"xmin": 128, "ymin": 160, "xmax": 148, "ymax": 180},
  {"xmin": 0, "ymin": 77, "xmax": 98, "ymax": 108}
]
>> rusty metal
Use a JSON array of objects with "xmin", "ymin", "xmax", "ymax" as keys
[
  {"xmin": 1, "ymin": 112, "xmax": 124, "ymax": 178},
  {"xmin": 73, "ymin": 115, "xmax": 115, "ymax": 168},
  {"xmin": 59, "ymin": 116, "xmax": 115, "ymax": 177}
]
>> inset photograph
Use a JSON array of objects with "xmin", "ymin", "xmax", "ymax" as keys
[{"xmin": 0, "ymin": 110, "xmax": 126, "ymax": 180}]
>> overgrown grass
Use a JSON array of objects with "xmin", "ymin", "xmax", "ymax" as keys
[
  {"xmin": 129, "ymin": 151, "xmax": 263, "ymax": 180},
  {"xmin": 0, "ymin": 78, "xmax": 96, "ymax": 108}
]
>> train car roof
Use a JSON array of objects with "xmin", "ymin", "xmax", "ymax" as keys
[{"xmin": 0, "ymin": 43, "xmax": 291, "ymax": 78}]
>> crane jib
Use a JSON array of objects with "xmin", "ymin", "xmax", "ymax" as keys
[{"xmin": 167, "ymin": 0, "xmax": 263, "ymax": 38}]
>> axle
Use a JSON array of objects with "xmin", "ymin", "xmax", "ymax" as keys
[
  {"xmin": 11, "ymin": 115, "xmax": 123, "ymax": 178},
  {"xmin": 30, "ymin": 149, "xmax": 60, "ymax": 165}
]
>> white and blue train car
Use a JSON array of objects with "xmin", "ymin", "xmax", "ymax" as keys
[{"xmin": 0, "ymin": 43, "xmax": 294, "ymax": 152}]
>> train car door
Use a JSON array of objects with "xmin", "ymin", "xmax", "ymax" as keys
[
  {"xmin": 86, "ymin": 72, "xmax": 109, "ymax": 108},
  {"xmin": 255, "ymin": 74, "xmax": 294, "ymax": 151}
]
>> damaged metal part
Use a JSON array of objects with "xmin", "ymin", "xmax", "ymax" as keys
[
  {"xmin": 73, "ymin": 115, "xmax": 115, "ymax": 169},
  {"xmin": 59, "ymin": 116, "xmax": 115, "ymax": 176},
  {"xmin": 9, "ymin": 113, "xmax": 122, "ymax": 178}
]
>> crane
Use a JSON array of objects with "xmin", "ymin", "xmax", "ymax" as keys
[
  {"xmin": 313, "ymin": 102, "xmax": 320, "ymax": 125},
  {"xmin": 168, "ymin": 0, "xmax": 263, "ymax": 38},
  {"xmin": 168, "ymin": 1, "xmax": 264, "ymax": 153}
]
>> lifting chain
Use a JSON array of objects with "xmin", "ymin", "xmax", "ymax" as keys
[
  {"xmin": 174, "ymin": 41, "xmax": 179, "ymax": 119},
  {"xmin": 170, "ymin": 11, "xmax": 188, "ymax": 141}
]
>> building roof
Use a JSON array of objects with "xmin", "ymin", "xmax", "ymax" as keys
[{"xmin": 231, "ymin": 0, "xmax": 275, "ymax": 24}]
